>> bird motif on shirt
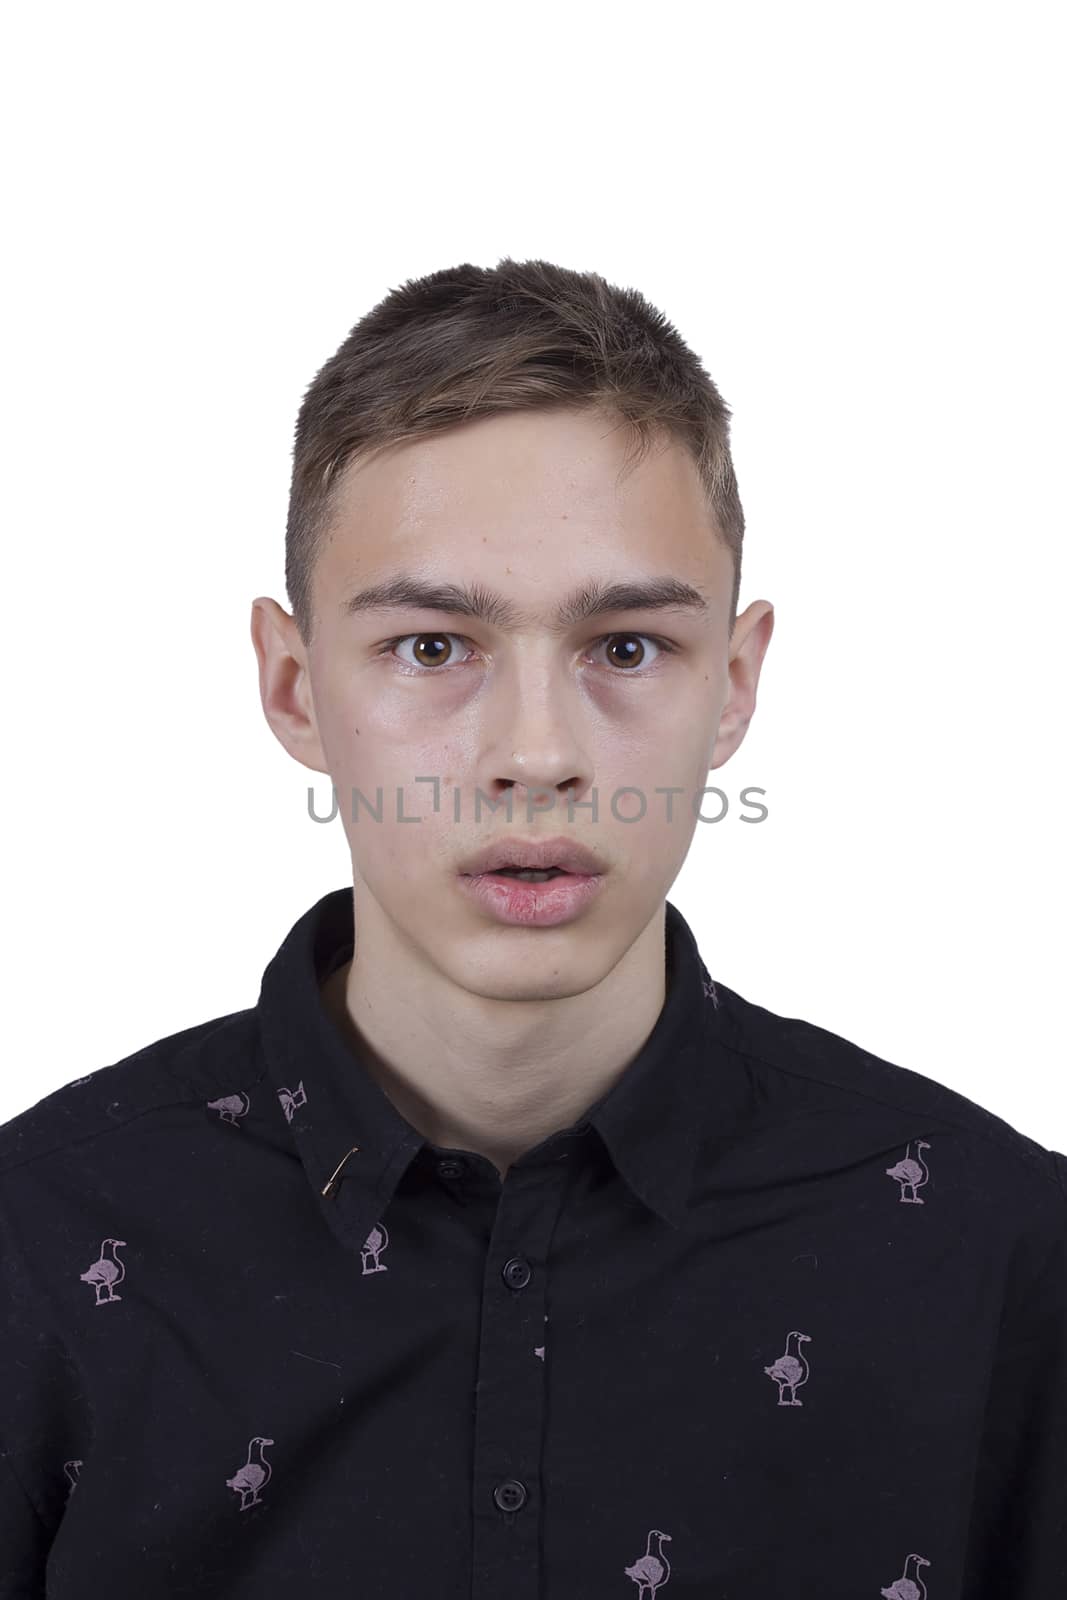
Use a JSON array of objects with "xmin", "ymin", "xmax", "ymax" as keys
[
  {"xmin": 886, "ymin": 1140, "xmax": 932, "ymax": 1203},
  {"xmin": 624, "ymin": 1528, "xmax": 672, "ymax": 1595},
  {"xmin": 763, "ymin": 1330, "xmax": 812, "ymax": 1404},
  {"xmin": 361, "ymin": 1222, "xmax": 389, "ymax": 1274},
  {"xmin": 78, "ymin": 1238, "xmax": 127, "ymax": 1305},
  {"xmin": 880, "ymin": 1551, "xmax": 931, "ymax": 1597},
  {"xmin": 225, "ymin": 1435, "xmax": 275, "ymax": 1510},
  {"xmin": 277, "ymin": 1080, "xmax": 307, "ymax": 1123},
  {"xmin": 207, "ymin": 1091, "xmax": 251, "ymax": 1127}
]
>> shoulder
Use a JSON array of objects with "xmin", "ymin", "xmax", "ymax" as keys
[
  {"xmin": 707, "ymin": 978, "xmax": 1066, "ymax": 1206},
  {"xmin": 0, "ymin": 1006, "xmax": 263, "ymax": 1182}
]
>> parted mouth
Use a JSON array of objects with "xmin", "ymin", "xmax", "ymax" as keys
[{"xmin": 458, "ymin": 835, "xmax": 607, "ymax": 877}]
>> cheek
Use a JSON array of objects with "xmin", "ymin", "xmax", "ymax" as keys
[
  {"xmin": 598, "ymin": 700, "xmax": 706, "ymax": 777},
  {"xmin": 315, "ymin": 677, "xmax": 447, "ymax": 781},
  {"xmin": 333, "ymin": 743, "xmax": 466, "ymax": 850}
]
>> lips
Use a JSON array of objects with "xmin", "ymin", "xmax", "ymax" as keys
[
  {"xmin": 458, "ymin": 835, "xmax": 606, "ymax": 877},
  {"xmin": 455, "ymin": 854, "xmax": 607, "ymax": 926}
]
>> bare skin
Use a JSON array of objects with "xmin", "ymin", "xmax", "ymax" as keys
[{"xmin": 251, "ymin": 406, "xmax": 773, "ymax": 1179}]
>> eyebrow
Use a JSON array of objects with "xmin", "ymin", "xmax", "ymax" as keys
[{"xmin": 339, "ymin": 574, "xmax": 712, "ymax": 633}]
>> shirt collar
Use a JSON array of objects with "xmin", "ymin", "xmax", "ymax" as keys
[{"xmin": 256, "ymin": 886, "xmax": 717, "ymax": 1248}]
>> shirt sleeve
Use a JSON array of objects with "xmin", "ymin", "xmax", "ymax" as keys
[
  {"xmin": 0, "ymin": 1182, "xmax": 86, "ymax": 1599},
  {"xmin": 961, "ymin": 1149, "xmax": 1067, "ymax": 1594}
]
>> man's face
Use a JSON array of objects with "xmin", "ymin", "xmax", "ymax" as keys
[{"xmin": 259, "ymin": 406, "xmax": 769, "ymax": 1001}]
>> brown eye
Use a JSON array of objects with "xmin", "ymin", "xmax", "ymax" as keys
[
  {"xmin": 411, "ymin": 634, "xmax": 452, "ymax": 667},
  {"xmin": 604, "ymin": 633, "xmax": 648, "ymax": 669},
  {"xmin": 391, "ymin": 633, "xmax": 471, "ymax": 671}
]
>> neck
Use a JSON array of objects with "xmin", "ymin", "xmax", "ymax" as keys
[{"xmin": 320, "ymin": 898, "xmax": 669, "ymax": 1180}]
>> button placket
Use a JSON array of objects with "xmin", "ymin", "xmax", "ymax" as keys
[{"xmin": 471, "ymin": 1161, "xmax": 576, "ymax": 1599}]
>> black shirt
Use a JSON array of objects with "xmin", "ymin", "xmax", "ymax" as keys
[{"xmin": 2, "ymin": 888, "xmax": 1065, "ymax": 1598}]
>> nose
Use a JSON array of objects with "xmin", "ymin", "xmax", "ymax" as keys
[{"xmin": 480, "ymin": 659, "xmax": 595, "ymax": 818}]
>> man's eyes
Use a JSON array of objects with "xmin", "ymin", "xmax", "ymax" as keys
[{"xmin": 381, "ymin": 631, "xmax": 676, "ymax": 674}]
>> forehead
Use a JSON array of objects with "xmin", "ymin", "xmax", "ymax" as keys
[{"xmin": 316, "ymin": 407, "xmax": 728, "ymax": 604}]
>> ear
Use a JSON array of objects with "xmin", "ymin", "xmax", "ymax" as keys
[
  {"xmin": 249, "ymin": 596, "xmax": 330, "ymax": 774},
  {"xmin": 710, "ymin": 600, "xmax": 775, "ymax": 769}
]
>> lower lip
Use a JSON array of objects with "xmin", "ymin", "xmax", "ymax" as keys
[{"xmin": 456, "ymin": 870, "xmax": 605, "ymax": 927}]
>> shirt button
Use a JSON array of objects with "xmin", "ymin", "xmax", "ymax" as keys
[
  {"xmin": 502, "ymin": 1256, "xmax": 531, "ymax": 1289},
  {"xmin": 493, "ymin": 1479, "xmax": 527, "ymax": 1513},
  {"xmin": 436, "ymin": 1158, "xmax": 465, "ymax": 1181}
]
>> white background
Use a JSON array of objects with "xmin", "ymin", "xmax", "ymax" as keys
[{"xmin": 2, "ymin": 5, "xmax": 1063, "ymax": 1144}]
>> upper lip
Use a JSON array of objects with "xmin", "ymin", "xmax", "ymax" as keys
[{"xmin": 459, "ymin": 836, "xmax": 607, "ymax": 876}]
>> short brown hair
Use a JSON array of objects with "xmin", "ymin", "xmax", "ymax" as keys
[{"xmin": 285, "ymin": 257, "xmax": 744, "ymax": 645}]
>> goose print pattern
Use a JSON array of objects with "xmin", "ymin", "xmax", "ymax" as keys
[
  {"xmin": 763, "ymin": 1329, "xmax": 812, "ymax": 1405},
  {"xmin": 277, "ymin": 1080, "xmax": 307, "ymax": 1123},
  {"xmin": 61, "ymin": 1009, "xmax": 940, "ymax": 1585},
  {"xmin": 78, "ymin": 1238, "xmax": 126, "ymax": 1304},
  {"xmin": 886, "ymin": 1140, "xmax": 932, "ymax": 1203},
  {"xmin": 624, "ymin": 1528, "xmax": 672, "ymax": 1594},
  {"xmin": 206, "ymin": 1090, "xmax": 251, "ymax": 1126},
  {"xmin": 225, "ymin": 1436, "xmax": 275, "ymax": 1510},
  {"xmin": 880, "ymin": 1552, "xmax": 932, "ymax": 1597},
  {"xmin": 360, "ymin": 1220, "xmax": 389, "ymax": 1274}
]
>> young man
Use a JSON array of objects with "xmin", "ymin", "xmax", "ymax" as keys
[{"xmin": 2, "ymin": 259, "xmax": 1063, "ymax": 1598}]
